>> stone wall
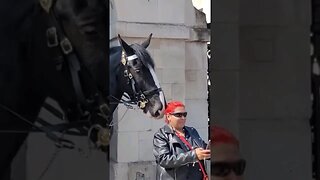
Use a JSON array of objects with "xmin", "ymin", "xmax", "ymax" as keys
[{"xmin": 211, "ymin": 0, "xmax": 312, "ymax": 179}]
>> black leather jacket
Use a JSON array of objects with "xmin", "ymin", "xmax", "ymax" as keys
[{"xmin": 153, "ymin": 124, "xmax": 208, "ymax": 180}]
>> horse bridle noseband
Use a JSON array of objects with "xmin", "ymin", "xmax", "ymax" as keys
[{"xmin": 120, "ymin": 50, "xmax": 162, "ymax": 109}]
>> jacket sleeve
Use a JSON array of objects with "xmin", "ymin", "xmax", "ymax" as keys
[
  {"xmin": 191, "ymin": 127, "xmax": 211, "ymax": 160},
  {"xmin": 153, "ymin": 130, "xmax": 198, "ymax": 168},
  {"xmin": 191, "ymin": 127, "xmax": 208, "ymax": 149}
]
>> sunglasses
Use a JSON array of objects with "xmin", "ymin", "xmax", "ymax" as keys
[
  {"xmin": 170, "ymin": 112, "xmax": 188, "ymax": 118},
  {"xmin": 211, "ymin": 159, "xmax": 246, "ymax": 177}
]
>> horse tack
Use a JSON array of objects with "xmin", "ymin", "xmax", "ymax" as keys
[
  {"xmin": 39, "ymin": 0, "xmax": 112, "ymax": 148},
  {"xmin": 40, "ymin": 0, "xmax": 108, "ymax": 113},
  {"xmin": 45, "ymin": 17, "xmax": 74, "ymax": 55},
  {"xmin": 46, "ymin": 27, "xmax": 58, "ymax": 47},
  {"xmin": 88, "ymin": 124, "xmax": 111, "ymax": 147},
  {"xmin": 121, "ymin": 49, "xmax": 151, "ymax": 109},
  {"xmin": 121, "ymin": 51, "xmax": 127, "ymax": 65},
  {"xmin": 60, "ymin": 38, "xmax": 73, "ymax": 55},
  {"xmin": 43, "ymin": 1, "xmax": 75, "ymax": 72},
  {"xmin": 97, "ymin": 127, "xmax": 111, "ymax": 146}
]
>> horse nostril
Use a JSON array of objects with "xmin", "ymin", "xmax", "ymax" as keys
[{"xmin": 154, "ymin": 111, "xmax": 160, "ymax": 117}]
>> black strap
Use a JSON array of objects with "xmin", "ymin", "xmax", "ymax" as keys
[
  {"xmin": 67, "ymin": 53, "xmax": 87, "ymax": 105},
  {"xmin": 47, "ymin": 8, "xmax": 110, "ymax": 119}
]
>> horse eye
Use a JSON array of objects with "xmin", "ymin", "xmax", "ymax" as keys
[
  {"xmin": 135, "ymin": 69, "xmax": 140, "ymax": 73},
  {"xmin": 132, "ymin": 60, "xmax": 138, "ymax": 66}
]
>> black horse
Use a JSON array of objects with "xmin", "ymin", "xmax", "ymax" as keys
[
  {"xmin": 109, "ymin": 34, "xmax": 165, "ymax": 119},
  {"xmin": 0, "ymin": 0, "xmax": 165, "ymax": 179},
  {"xmin": 52, "ymin": 34, "xmax": 166, "ymax": 150}
]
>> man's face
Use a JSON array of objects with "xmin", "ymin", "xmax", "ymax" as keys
[
  {"xmin": 211, "ymin": 143, "xmax": 245, "ymax": 180},
  {"xmin": 167, "ymin": 106, "xmax": 187, "ymax": 130}
]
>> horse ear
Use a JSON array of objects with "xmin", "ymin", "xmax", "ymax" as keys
[
  {"xmin": 141, "ymin": 33, "xmax": 153, "ymax": 48},
  {"xmin": 118, "ymin": 34, "xmax": 134, "ymax": 55}
]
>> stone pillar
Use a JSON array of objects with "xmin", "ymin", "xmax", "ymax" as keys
[
  {"xmin": 110, "ymin": 0, "xmax": 209, "ymax": 179},
  {"xmin": 212, "ymin": 0, "xmax": 312, "ymax": 179}
]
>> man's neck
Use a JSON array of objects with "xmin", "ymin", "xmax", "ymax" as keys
[{"xmin": 173, "ymin": 127, "xmax": 185, "ymax": 136}]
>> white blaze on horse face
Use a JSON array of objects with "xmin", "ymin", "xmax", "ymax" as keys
[{"xmin": 147, "ymin": 64, "xmax": 165, "ymax": 118}]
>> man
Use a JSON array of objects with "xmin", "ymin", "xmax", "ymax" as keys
[
  {"xmin": 153, "ymin": 100, "xmax": 210, "ymax": 180},
  {"xmin": 211, "ymin": 126, "xmax": 246, "ymax": 180}
]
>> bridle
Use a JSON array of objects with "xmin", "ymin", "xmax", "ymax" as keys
[
  {"xmin": 0, "ymin": 0, "xmax": 111, "ymax": 148},
  {"xmin": 42, "ymin": 0, "xmax": 108, "ymax": 112},
  {"xmin": 120, "ymin": 50, "xmax": 163, "ymax": 109},
  {"xmin": 40, "ymin": 0, "xmax": 111, "ymax": 146}
]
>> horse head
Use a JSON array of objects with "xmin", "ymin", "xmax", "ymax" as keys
[{"xmin": 112, "ymin": 34, "xmax": 165, "ymax": 119}]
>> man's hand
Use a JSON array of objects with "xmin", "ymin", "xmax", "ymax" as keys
[{"xmin": 195, "ymin": 148, "xmax": 211, "ymax": 160}]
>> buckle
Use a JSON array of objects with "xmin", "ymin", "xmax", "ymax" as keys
[
  {"xmin": 60, "ymin": 38, "xmax": 73, "ymax": 55},
  {"xmin": 99, "ymin": 103, "xmax": 110, "ymax": 115},
  {"xmin": 46, "ymin": 27, "xmax": 58, "ymax": 47},
  {"xmin": 97, "ymin": 127, "xmax": 110, "ymax": 146},
  {"xmin": 124, "ymin": 70, "xmax": 129, "ymax": 77},
  {"xmin": 128, "ymin": 73, "xmax": 133, "ymax": 79},
  {"xmin": 138, "ymin": 99, "xmax": 148, "ymax": 109}
]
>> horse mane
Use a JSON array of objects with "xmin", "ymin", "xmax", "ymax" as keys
[{"xmin": 130, "ymin": 43, "xmax": 155, "ymax": 68}]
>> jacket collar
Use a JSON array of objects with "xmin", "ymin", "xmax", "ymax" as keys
[
  {"xmin": 163, "ymin": 124, "xmax": 175, "ymax": 134},
  {"xmin": 163, "ymin": 124, "xmax": 192, "ymax": 135},
  {"xmin": 164, "ymin": 124, "xmax": 193, "ymax": 151}
]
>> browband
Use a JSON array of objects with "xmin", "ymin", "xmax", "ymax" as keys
[{"xmin": 127, "ymin": 54, "xmax": 138, "ymax": 61}]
